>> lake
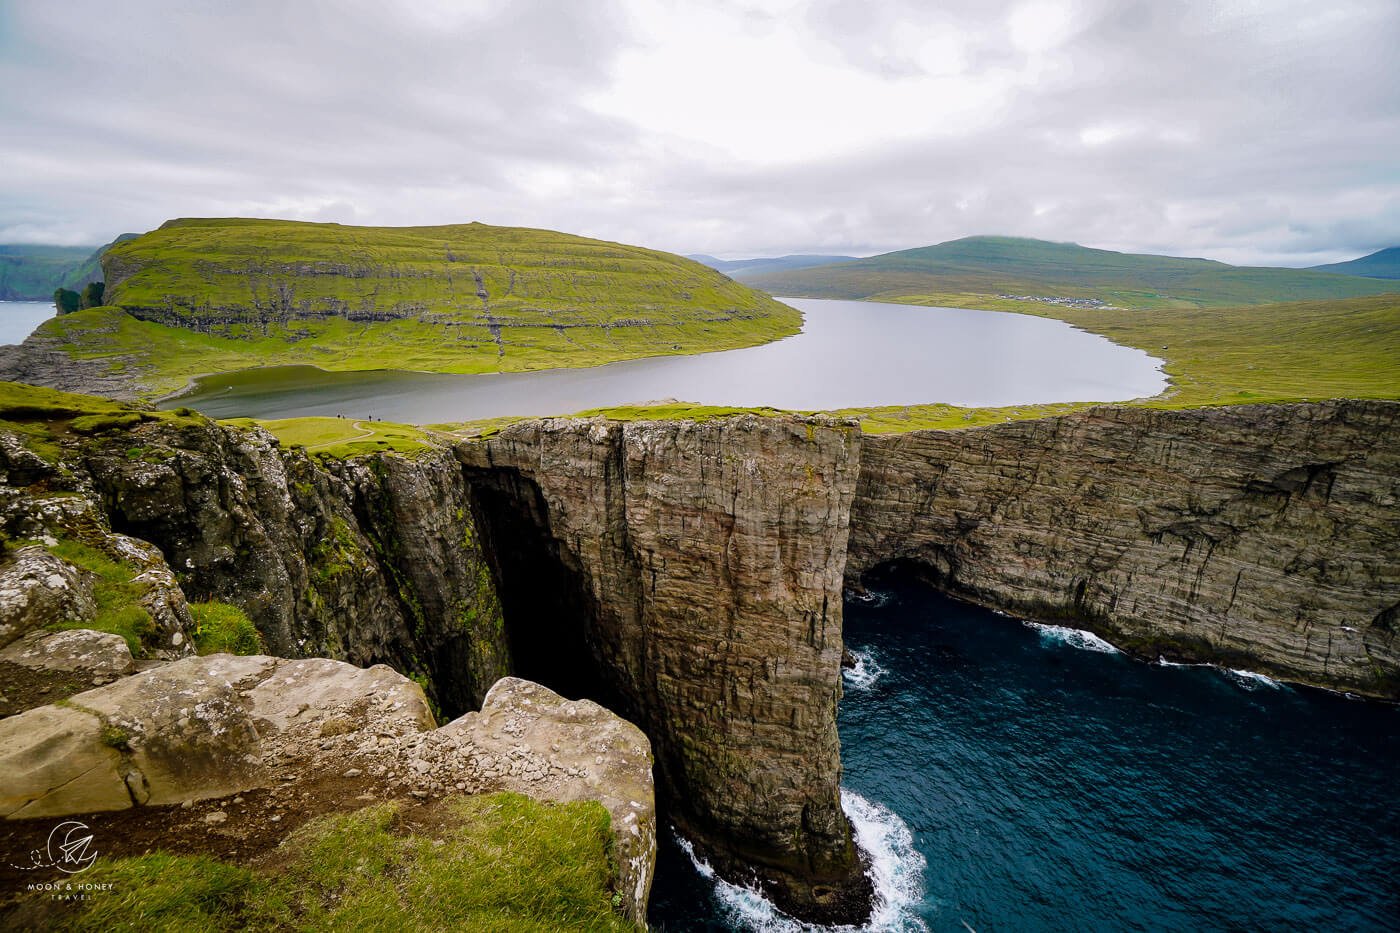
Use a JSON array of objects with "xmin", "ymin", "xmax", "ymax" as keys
[
  {"xmin": 0, "ymin": 301, "xmax": 55, "ymax": 345},
  {"xmin": 164, "ymin": 298, "xmax": 1166, "ymax": 422},
  {"xmin": 647, "ymin": 569, "xmax": 1400, "ymax": 931}
]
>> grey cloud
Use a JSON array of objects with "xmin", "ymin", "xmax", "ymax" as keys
[{"xmin": 1, "ymin": 0, "xmax": 1396, "ymax": 266}]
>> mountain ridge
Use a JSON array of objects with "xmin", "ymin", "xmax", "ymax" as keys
[
  {"xmin": 1309, "ymin": 246, "xmax": 1400, "ymax": 280},
  {"xmin": 745, "ymin": 234, "xmax": 1400, "ymax": 309}
]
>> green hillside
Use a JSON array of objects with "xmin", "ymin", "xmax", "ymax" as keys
[
  {"xmin": 27, "ymin": 218, "xmax": 800, "ymax": 398},
  {"xmin": 1310, "ymin": 247, "xmax": 1400, "ymax": 280},
  {"xmin": 0, "ymin": 244, "xmax": 94, "ymax": 300},
  {"xmin": 748, "ymin": 235, "xmax": 1400, "ymax": 310}
]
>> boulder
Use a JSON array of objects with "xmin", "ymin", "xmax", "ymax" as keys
[
  {"xmin": 0, "ymin": 653, "xmax": 436, "ymax": 819},
  {"xmin": 0, "ymin": 628, "xmax": 135, "ymax": 677},
  {"xmin": 436, "ymin": 678, "xmax": 656, "ymax": 926},
  {"xmin": 0, "ymin": 546, "xmax": 95, "ymax": 649},
  {"xmin": 0, "ymin": 705, "xmax": 129, "ymax": 819}
]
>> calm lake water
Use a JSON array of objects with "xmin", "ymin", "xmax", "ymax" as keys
[
  {"xmin": 0, "ymin": 301, "xmax": 54, "ymax": 345},
  {"xmin": 165, "ymin": 299, "xmax": 1165, "ymax": 421},
  {"xmin": 647, "ymin": 570, "xmax": 1400, "ymax": 931}
]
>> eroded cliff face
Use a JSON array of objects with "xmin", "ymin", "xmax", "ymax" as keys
[
  {"xmin": 0, "ymin": 418, "xmax": 508, "ymax": 716},
  {"xmin": 457, "ymin": 416, "xmax": 873, "ymax": 923},
  {"xmin": 849, "ymin": 400, "xmax": 1400, "ymax": 697}
]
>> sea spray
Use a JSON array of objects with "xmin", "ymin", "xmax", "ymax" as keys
[
  {"xmin": 843, "ymin": 649, "xmax": 887, "ymax": 692},
  {"xmin": 1023, "ymin": 620, "xmax": 1119, "ymax": 654},
  {"xmin": 676, "ymin": 789, "xmax": 928, "ymax": 932}
]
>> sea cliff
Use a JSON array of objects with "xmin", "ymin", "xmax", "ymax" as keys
[{"xmin": 2, "ymin": 391, "xmax": 1397, "ymax": 926}]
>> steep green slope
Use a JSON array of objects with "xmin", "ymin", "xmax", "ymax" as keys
[
  {"xmin": 0, "ymin": 245, "xmax": 95, "ymax": 300},
  {"xmin": 17, "ymin": 218, "xmax": 799, "ymax": 398},
  {"xmin": 1310, "ymin": 246, "xmax": 1400, "ymax": 280},
  {"xmin": 748, "ymin": 235, "xmax": 1400, "ymax": 309}
]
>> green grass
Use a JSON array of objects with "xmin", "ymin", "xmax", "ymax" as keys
[
  {"xmin": 46, "ymin": 793, "xmax": 631, "ymax": 932},
  {"xmin": 45, "ymin": 539, "xmax": 155, "ymax": 656},
  {"xmin": 0, "ymin": 380, "xmax": 205, "ymax": 461},
  {"xmin": 749, "ymin": 235, "xmax": 1400, "ymax": 310},
  {"xmin": 189, "ymin": 602, "xmax": 262, "ymax": 656},
  {"xmin": 40, "ymin": 217, "xmax": 801, "ymax": 398},
  {"xmin": 223, "ymin": 416, "xmax": 441, "ymax": 458}
]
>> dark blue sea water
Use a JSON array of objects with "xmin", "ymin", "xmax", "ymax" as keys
[{"xmin": 648, "ymin": 571, "xmax": 1400, "ymax": 931}]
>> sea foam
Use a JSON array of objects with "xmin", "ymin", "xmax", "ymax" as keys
[
  {"xmin": 1024, "ymin": 621, "xmax": 1120, "ymax": 654},
  {"xmin": 677, "ymin": 789, "xmax": 928, "ymax": 932},
  {"xmin": 843, "ymin": 649, "xmax": 887, "ymax": 692}
]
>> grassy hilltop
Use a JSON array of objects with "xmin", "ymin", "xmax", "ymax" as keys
[
  {"xmin": 23, "ymin": 218, "xmax": 799, "ymax": 398},
  {"xmin": 748, "ymin": 235, "xmax": 1400, "ymax": 310}
]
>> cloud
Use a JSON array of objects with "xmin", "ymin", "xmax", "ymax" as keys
[{"xmin": 1, "ymin": 0, "xmax": 1396, "ymax": 265}]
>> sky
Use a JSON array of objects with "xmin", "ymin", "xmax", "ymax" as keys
[{"xmin": 2, "ymin": 0, "xmax": 1397, "ymax": 265}]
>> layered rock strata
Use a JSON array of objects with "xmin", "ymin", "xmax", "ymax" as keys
[
  {"xmin": 848, "ymin": 400, "xmax": 1400, "ymax": 696},
  {"xmin": 458, "ymin": 416, "xmax": 873, "ymax": 923},
  {"xmin": 0, "ymin": 417, "xmax": 507, "ymax": 715}
]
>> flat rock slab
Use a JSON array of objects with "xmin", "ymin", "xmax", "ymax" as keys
[
  {"xmin": 0, "ymin": 653, "xmax": 435, "ymax": 819},
  {"xmin": 0, "ymin": 629, "xmax": 135, "ymax": 677}
]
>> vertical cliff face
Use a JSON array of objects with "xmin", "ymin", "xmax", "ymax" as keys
[
  {"xmin": 457, "ymin": 416, "xmax": 873, "ymax": 924},
  {"xmin": 848, "ymin": 400, "xmax": 1400, "ymax": 697},
  {"xmin": 70, "ymin": 420, "xmax": 508, "ymax": 715}
]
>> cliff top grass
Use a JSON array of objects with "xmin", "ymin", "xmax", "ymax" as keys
[
  {"xmin": 22, "ymin": 793, "xmax": 631, "ymax": 932},
  {"xmin": 221, "ymin": 415, "xmax": 443, "ymax": 458},
  {"xmin": 0, "ymin": 379, "xmax": 209, "ymax": 461},
  {"xmin": 31, "ymin": 217, "xmax": 800, "ymax": 398}
]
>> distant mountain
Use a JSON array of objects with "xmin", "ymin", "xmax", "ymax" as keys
[
  {"xmin": 686, "ymin": 253, "xmax": 860, "ymax": 280},
  {"xmin": 0, "ymin": 245, "xmax": 95, "ymax": 300},
  {"xmin": 746, "ymin": 235, "xmax": 1400, "ymax": 309},
  {"xmin": 0, "ymin": 234, "xmax": 139, "ymax": 300},
  {"xmin": 1309, "ymin": 247, "xmax": 1400, "ymax": 280}
]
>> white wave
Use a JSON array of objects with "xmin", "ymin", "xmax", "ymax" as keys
[
  {"xmin": 843, "ymin": 650, "xmax": 886, "ymax": 692},
  {"xmin": 1224, "ymin": 667, "xmax": 1282, "ymax": 690},
  {"xmin": 848, "ymin": 589, "xmax": 892, "ymax": 608},
  {"xmin": 1024, "ymin": 621, "xmax": 1120, "ymax": 654},
  {"xmin": 676, "ymin": 789, "xmax": 928, "ymax": 932}
]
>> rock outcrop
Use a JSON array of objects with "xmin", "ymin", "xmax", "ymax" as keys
[
  {"xmin": 0, "ymin": 628, "xmax": 134, "ymax": 677},
  {"xmin": 0, "ymin": 653, "xmax": 433, "ymax": 819},
  {"xmin": 848, "ymin": 400, "xmax": 1400, "ymax": 696},
  {"xmin": 0, "ymin": 416, "xmax": 507, "ymax": 715},
  {"xmin": 0, "ymin": 655, "xmax": 655, "ymax": 924},
  {"xmin": 0, "ymin": 547, "xmax": 95, "ymax": 648},
  {"xmin": 458, "ymin": 415, "xmax": 872, "ymax": 924}
]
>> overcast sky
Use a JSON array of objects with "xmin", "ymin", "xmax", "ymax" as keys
[{"xmin": 2, "ymin": 0, "xmax": 1397, "ymax": 265}]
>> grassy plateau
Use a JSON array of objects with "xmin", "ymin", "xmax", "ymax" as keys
[{"xmin": 37, "ymin": 217, "xmax": 800, "ymax": 398}]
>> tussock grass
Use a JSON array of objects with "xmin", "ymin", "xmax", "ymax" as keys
[
  {"xmin": 41, "ymin": 793, "xmax": 631, "ymax": 932},
  {"xmin": 45, "ymin": 539, "xmax": 155, "ymax": 656},
  {"xmin": 189, "ymin": 602, "xmax": 262, "ymax": 656}
]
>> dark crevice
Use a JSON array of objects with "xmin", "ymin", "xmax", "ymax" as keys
[{"xmin": 464, "ymin": 468, "xmax": 623, "ymax": 714}]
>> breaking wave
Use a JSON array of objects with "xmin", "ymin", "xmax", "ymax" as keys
[
  {"xmin": 1024, "ymin": 621, "xmax": 1120, "ymax": 654},
  {"xmin": 677, "ymin": 789, "xmax": 928, "ymax": 932},
  {"xmin": 843, "ymin": 650, "xmax": 887, "ymax": 692}
]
